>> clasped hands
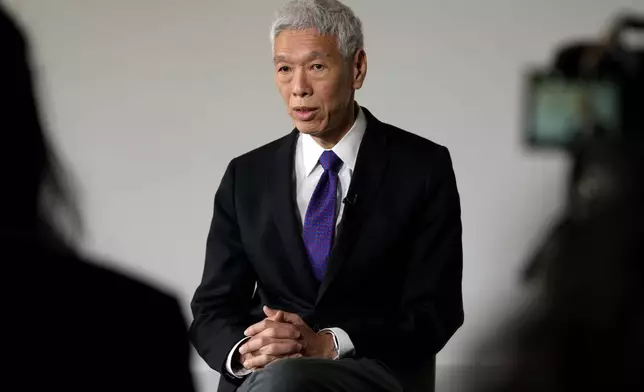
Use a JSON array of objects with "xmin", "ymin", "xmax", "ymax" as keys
[{"xmin": 238, "ymin": 306, "xmax": 336, "ymax": 370}]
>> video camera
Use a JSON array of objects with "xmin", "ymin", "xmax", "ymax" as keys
[{"xmin": 524, "ymin": 14, "xmax": 643, "ymax": 150}]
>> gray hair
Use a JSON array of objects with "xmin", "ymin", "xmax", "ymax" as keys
[{"xmin": 270, "ymin": 0, "xmax": 364, "ymax": 61}]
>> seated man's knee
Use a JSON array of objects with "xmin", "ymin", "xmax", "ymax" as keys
[
  {"xmin": 240, "ymin": 358, "xmax": 314, "ymax": 392},
  {"xmin": 267, "ymin": 358, "xmax": 310, "ymax": 381}
]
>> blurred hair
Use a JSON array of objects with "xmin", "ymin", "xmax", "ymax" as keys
[
  {"xmin": 0, "ymin": 6, "xmax": 81, "ymax": 249},
  {"xmin": 270, "ymin": 0, "xmax": 364, "ymax": 61}
]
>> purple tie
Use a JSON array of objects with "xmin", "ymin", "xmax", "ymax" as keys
[{"xmin": 303, "ymin": 150, "xmax": 343, "ymax": 281}]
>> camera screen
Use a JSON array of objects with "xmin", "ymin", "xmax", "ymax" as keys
[{"xmin": 525, "ymin": 73, "xmax": 621, "ymax": 148}]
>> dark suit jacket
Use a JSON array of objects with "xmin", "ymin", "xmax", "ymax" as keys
[
  {"xmin": 4, "ymin": 236, "xmax": 196, "ymax": 392},
  {"xmin": 190, "ymin": 107, "xmax": 464, "ymax": 391}
]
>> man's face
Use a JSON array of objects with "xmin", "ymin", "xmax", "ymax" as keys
[{"xmin": 273, "ymin": 29, "xmax": 361, "ymax": 137}]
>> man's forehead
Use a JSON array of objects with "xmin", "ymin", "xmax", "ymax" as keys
[
  {"xmin": 273, "ymin": 29, "xmax": 339, "ymax": 62},
  {"xmin": 273, "ymin": 50, "xmax": 332, "ymax": 63}
]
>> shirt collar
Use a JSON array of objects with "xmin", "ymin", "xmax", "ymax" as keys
[{"xmin": 301, "ymin": 105, "xmax": 367, "ymax": 177}]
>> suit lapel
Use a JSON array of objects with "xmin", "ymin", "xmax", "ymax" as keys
[
  {"xmin": 270, "ymin": 130, "xmax": 320, "ymax": 297},
  {"xmin": 316, "ymin": 108, "xmax": 391, "ymax": 303}
]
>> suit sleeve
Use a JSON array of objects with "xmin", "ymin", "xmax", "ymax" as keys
[
  {"xmin": 189, "ymin": 159, "xmax": 259, "ymax": 383},
  {"xmin": 336, "ymin": 146, "xmax": 464, "ymax": 365}
]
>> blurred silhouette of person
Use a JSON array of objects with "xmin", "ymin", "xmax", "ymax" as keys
[
  {"xmin": 466, "ymin": 144, "xmax": 644, "ymax": 392},
  {"xmin": 1, "ymin": 6, "xmax": 195, "ymax": 391}
]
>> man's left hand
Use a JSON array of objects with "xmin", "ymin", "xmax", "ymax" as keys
[{"xmin": 246, "ymin": 306, "xmax": 337, "ymax": 360}]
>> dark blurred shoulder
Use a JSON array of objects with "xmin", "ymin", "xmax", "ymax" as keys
[
  {"xmin": 3, "ymin": 235, "xmax": 193, "ymax": 390},
  {"xmin": 5, "ymin": 235, "xmax": 177, "ymax": 309},
  {"xmin": 3, "ymin": 235, "xmax": 186, "ymax": 348}
]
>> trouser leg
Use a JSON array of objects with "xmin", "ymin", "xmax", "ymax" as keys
[{"xmin": 237, "ymin": 357, "xmax": 402, "ymax": 392}]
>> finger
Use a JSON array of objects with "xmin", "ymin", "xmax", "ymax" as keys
[
  {"xmin": 263, "ymin": 306, "xmax": 278, "ymax": 318},
  {"xmin": 243, "ymin": 354, "xmax": 280, "ymax": 370},
  {"xmin": 281, "ymin": 311, "xmax": 305, "ymax": 326},
  {"xmin": 240, "ymin": 352, "xmax": 254, "ymax": 365},
  {"xmin": 239, "ymin": 336, "xmax": 266, "ymax": 354},
  {"xmin": 267, "ymin": 310, "xmax": 285, "ymax": 323},
  {"xmin": 272, "ymin": 310, "xmax": 284, "ymax": 322},
  {"xmin": 244, "ymin": 319, "xmax": 300, "ymax": 338},
  {"xmin": 239, "ymin": 334, "xmax": 301, "ymax": 355},
  {"xmin": 244, "ymin": 319, "xmax": 269, "ymax": 336},
  {"xmin": 265, "ymin": 308, "xmax": 286, "ymax": 324},
  {"xmin": 240, "ymin": 326, "xmax": 300, "ymax": 353},
  {"xmin": 257, "ymin": 340, "xmax": 302, "ymax": 356},
  {"xmin": 258, "ymin": 322, "xmax": 300, "ymax": 339}
]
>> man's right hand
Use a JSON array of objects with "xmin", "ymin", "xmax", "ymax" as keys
[{"xmin": 238, "ymin": 308, "xmax": 303, "ymax": 370}]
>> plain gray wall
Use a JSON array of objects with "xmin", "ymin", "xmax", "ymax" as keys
[{"xmin": 5, "ymin": 0, "xmax": 643, "ymax": 390}]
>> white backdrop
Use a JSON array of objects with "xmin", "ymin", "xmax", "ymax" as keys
[{"xmin": 5, "ymin": 0, "xmax": 643, "ymax": 390}]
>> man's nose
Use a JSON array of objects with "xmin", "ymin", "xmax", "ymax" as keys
[{"xmin": 292, "ymin": 68, "xmax": 312, "ymax": 98}]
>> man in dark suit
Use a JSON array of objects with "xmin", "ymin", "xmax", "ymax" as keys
[{"xmin": 190, "ymin": 1, "xmax": 464, "ymax": 391}]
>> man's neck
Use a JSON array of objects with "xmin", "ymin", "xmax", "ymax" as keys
[{"xmin": 312, "ymin": 102, "xmax": 358, "ymax": 149}]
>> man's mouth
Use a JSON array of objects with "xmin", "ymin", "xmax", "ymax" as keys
[
  {"xmin": 294, "ymin": 106, "xmax": 317, "ymax": 112},
  {"xmin": 293, "ymin": 107, "xmax": 318, "ymax": 121}
]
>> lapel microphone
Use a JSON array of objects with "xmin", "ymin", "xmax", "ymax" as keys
[{"xmin": 342, "ymin": 193, "xmax": 358, "ymax": 206}]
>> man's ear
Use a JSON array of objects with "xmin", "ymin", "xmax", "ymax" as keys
[{"xmin": 352, "ymin": 49, "xmax": 367, "ymax": 90}]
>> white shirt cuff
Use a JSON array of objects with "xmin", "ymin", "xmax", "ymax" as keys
[
  {"xmin": 225, "ymin": 337, "xmax": 252, "ymax": 378},
  {"xmin": 319, "ymin": 327, "xmax": 355, "ymax": 358}
]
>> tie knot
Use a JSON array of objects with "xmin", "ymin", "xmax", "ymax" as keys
[{"xmin": 319, "ymin": 150, "xmax": 343, "ymax": 173}]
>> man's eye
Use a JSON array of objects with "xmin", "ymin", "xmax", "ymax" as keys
[
  {"xmin": 312, "ymin": 64, "xmax": 325, "ymax": 71},
  {"xmin": 278, "ymin": 66, "xmax": 291, "ymax": 73}
]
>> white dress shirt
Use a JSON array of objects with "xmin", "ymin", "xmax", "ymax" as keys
[
  {"xmin": 225, "ymin": 106, "xmax": 367, "ymax": 377},
  {"xmin": 294, "ymin": 105, "xmax": 366, "ymax": 229}
]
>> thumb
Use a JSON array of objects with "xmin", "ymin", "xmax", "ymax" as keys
[
  {"xmin": 263, "ymin": 306, "xmax": 279, "ymax": 318},
  {"xmin": 272, "ymin": 310, "xmax": 284, "ymax": 322}
]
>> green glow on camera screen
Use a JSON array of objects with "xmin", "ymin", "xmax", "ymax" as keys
[{"xmin": 532, "ymin": 79, "xmax": 620, "ymax": 144}]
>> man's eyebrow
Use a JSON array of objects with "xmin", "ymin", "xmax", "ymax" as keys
[
  {"xmin": 306, "ymin": 51, "xmax": 330, "ymax": 60},
  {"xmin": 273, "ymin": 51, "xmax": 331, "ymax": 64}
]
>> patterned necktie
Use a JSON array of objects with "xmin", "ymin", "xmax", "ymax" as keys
[{"xmin": 303, "ymin": 150, "xmax": 343, "ymax": 281}]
